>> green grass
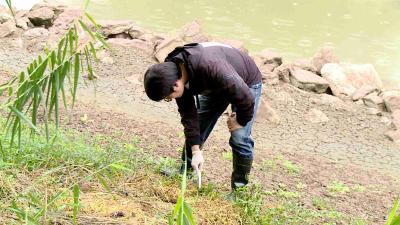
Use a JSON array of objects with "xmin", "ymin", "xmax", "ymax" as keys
[
  {"xmin": 230, "ymin": 182, "xmax": 369, "ymax": 225},
  {"xmin": 0, "ymin": 119, "xmax": 243, "ymax": 224},
  {"xmin": 282, "ymin": 160, "xmax": 300, "ymax": 174},
  {"xmin": 328, "ymin": 181, "xmax": 350, "ymax": 195},
  {"xmin": 222, "ymin": 151, "xmax": 233, "ymax": 161},
  {"xmin": 0, "ymin": 122, "xmax": 142, "ymax": 224}
]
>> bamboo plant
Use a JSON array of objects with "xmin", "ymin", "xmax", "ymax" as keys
[{"xmin": 0, "ymin": 12, "xmax": 107, "ymax": 148}]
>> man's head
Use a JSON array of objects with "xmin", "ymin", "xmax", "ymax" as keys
[{"xmin": 144, "ymin": 62, "xmax": 185, "ymax": 101}]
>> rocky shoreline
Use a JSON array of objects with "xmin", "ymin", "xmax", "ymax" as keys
[{"xmin": 1, "ymin": 2, "xmax": 399, "ymax": 146}]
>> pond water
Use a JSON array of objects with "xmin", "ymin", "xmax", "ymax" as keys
[{"xmin": 4, "ymin": 0, "xmax": 400, "ymax": 88}]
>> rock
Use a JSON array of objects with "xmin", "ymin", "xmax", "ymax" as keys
[
  {"xmin": 15, "ymin": 10, "xmax": 28, "ymax": 18},
  {"xmin": 212, "ymin": 37, "xmax": 248, "ymax": 53},
  {"xmin": 366, "ymin": 107, "xmax": 382, "ymax": 116},
  {"xmin": 380, "ymin": 117, "xmax": 392, "ymax": 127},
  {"xmin": 0, "ymin": 6, "xmax": 8, "ymax": 14},
  {"xmin": 97, "ymin": 20, "xmax": 133, "ymax": 38},
  {"xmin": 392, "ymin": 110, "xmax": 400, "ymax": 130},
  {"xmin": 97, "ymin": 50, "xmax": 112, "ymax": 64},
  {"xmin": 380, "ymin": 90, "xmax": 400, "ymax": 113},
  {"xmin": 292, "ymin": 58, "xmax": 317, "ymax": 73},
  {"xmin": 0, "ymin": 21, "xmax": 15, "ymax": 38},
  {"xmin": 260, "ymin": 63, "xmax": 278, "ymax": 73},
  {"xmin": 311, "ymin": 47, "xmax": 339, "ymax": 74},
  {"xmin": 0, "ymin": 13, "xmax": 12, "ymax": 23},
  {"xmin": 321, "ymin": 63, "xmax": 383, "ymax": 99},
  {"xmin": 109, "ymin": 32, "xmax": 131, "ymax": 39},
  {"xmin": 260, "ymin": 68, "xmax": 279, "ymax": 85},
  {"xmin": 311, "ymin": 94, "xmax": 353, "ymax": 111},
  {"xmin": 138, "ymin": 32, "xmax": 165, "ymax": 44},
  {"xmin": 254, "ymin": 49, "xmax": 282, "ymax": 67},
  {"xmin": 22, "ymin": 27, "xmax": 49, "ymax": 40},
  {"xmin": 107, "ymin": 38, "xmax": 154, "ymax": 55},
  {"xmin": 179, "ymin": 20, "xmax": 201, "ymax": 38},
  {"xmin": 384, "ymin": 130, "xmax": 400, "ymax": 144},
  {"xmin": 362, "ymin": 92, "xmax": 385, "ymax": 111},
  {"xmin": 22, "ymin": 27, "xmax": 50, "ymax": 51},
  {"xmin": 28, "ymin": 7, "xmax": 55, "ymax": 28},
  {"xmin": 51, "ymin": 8, "xmax": 83, "ymax": 31},
  {"xmin": 305, "ymin": 108, "xmax": 329, "ymax": 123},
  {"xmin": 111, "ymin": 211, "xmax": 125, "ymax": 218},
  {"xmin": 128, "ymin": 24, "xmax": 146, "ymax": 39},
  {"xmin": 255, "ymin": 98, "xmax": 281, "ymax": 124},
  {"xmin": 30, "ymin": 2, "xmax": 66, "ymax": 16},
  {"xmin": 352, "ymin": 85, "xmax": 378, "ymax": 101},
  {"xmin": 178, "ymin": 20, "xmax": 209, "ymax": 43},
  {"xmin": 154, "ymin": 37, "xmax": 184, "ymax": 62},
  {"xmin": 290, "ymin": 69, "xmax": 329, "ymax": 93},
  {"xmin": 16, "ymin": 17, "xmax": 30, "ymax": 30},
  {"xmin": 273, "ymin": 63, "xmax": 294, "ymax": 83}
]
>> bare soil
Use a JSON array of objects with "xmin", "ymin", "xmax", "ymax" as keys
[{"xmin": 1, "ymin": 36, "xmax": 399, "ymax": 224}]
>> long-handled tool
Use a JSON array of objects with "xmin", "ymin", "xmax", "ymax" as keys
[{"xmin": 196, "ymin": 169, "xmax": 202, "ymax": 189}]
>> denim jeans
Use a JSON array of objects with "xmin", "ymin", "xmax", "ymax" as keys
[{"xmin": 183, "ymin": 82, "xmax": 262, "ymax": 162}]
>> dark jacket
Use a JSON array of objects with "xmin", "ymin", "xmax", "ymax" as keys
[{"xmin": 165, "ymin": 42, "xmax": 262, "ymax": 147}]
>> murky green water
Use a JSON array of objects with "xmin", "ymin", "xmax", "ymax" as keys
[{"xmin": 10, "ymin": 0, "xmax": 400, "ymax": 88}]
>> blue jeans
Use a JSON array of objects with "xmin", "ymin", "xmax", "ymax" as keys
[{"xmin": 184, "ymin": 82, "xmax": 262, "ymax": 161}]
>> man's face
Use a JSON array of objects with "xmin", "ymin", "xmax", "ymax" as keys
[{"xmin": 164, "ymin": 77, "xmax": 184, "ymax": 101}]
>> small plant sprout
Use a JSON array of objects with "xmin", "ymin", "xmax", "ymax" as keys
[{"xmin": 328, "ymin": 181, "xmax": 350, "ymax": 195}]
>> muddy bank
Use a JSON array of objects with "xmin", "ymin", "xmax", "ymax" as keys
[{"xmin": 1, "ymin": 2, "xmax": 400, "ymax": 224}]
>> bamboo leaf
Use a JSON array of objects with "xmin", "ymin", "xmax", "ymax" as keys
[
  {"xmin": 72, "ymin": 55, "xmax": 80, "ymax": 107},
  {"xmin": 69, "ymin": 29, "xmax": 75, "ymax": 56},
  {"xmin": 0, "ymin": 140, "xmax": 5, "ymax": 162},
  {"xmin": 34, "ymin": 191, "xmax": 64, "ymax": 219},
  {"xmin": 78, "ymin": 19, "xmax": 96, "ymax": 40},
  {"xmin": 84, "ymin": 47, "xmax": 94, "ymax": 80},
  {"xmin": 96, "ymin": 174, "xmax": 111, "ymax": 193},
  {"xmin": 9, "ymin": 106, "xmax": 39, "ymax": 133},
  {"xmin": 85, "ymin": 12, "xmax": 98, "ymax": 28},
  {"xmin": 83, "ymin": 0, "xmax": 90, "ymax": 10},
  {"xmin": 59, "ymin": 62, "xmax": 70, "ymax": 109},
  {"xmin": 73, "ymin": 184, "xmax": 80, "ymax": 225},
  {"xmin": 5, "ymin": 0, "xmax": 15, "ymax": 18},
  {"xmin": 109, "ymin": 163, "xmax": 132, "ymax": 172},
  {"xmin": 31, "ymin": 88, "xmax": 38, "ymax": 129},
  {"xmin": 387, "ymin": 199, "xmax": 399, "ymax": 225},
  {"xmin": 89, "ymin": 42, "xmax": 98, "ymax": 62},
  {"xmin": 391, "ymin": 215, "xmax": 400, "ymax": 225},
  {"xmin": 95, "ymin": 32, "xmax": 109, "ymax": 49},
  {"xmin": 57, "ymin": 37, "xmax": 65, "ymax": 64},
  {"xmin": 183, "ymin": 202, "xmax": 195, "ymax": 224}
]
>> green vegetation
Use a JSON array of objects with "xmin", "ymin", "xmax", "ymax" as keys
[
  {"xmin": 328, "ymin": 181, "xmax": 350, "ymax": 195},
  {"xmin": 282, "ymin": 160, "xmax": 300, "ymax": 174},
  {"xmin": 0, "ymin": 120, "xmax": 242, "ymax": 224},
  {"xmin": 222, "ymin": 151, "xmax": 233, "ymax": 161},
  {"xmin": 386, "ymin": 198, "xmax": 400, "ymax": 225},
  {"xmin": 1, "ymin": 1, "xmax": 399, "ymax": 225}
]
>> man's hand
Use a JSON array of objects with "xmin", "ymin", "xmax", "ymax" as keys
[
  {"xmin": 191, "ymin": 145, "xmax": 204, "ymax": 172},
  {"xmin": 227, "ymin": 112, "xmax": 243, "ymax": 132}
]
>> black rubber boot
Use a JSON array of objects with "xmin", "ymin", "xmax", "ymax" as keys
[{"xmin": 231, "ymin": 153, "xmax": 253, "ymax": 190}]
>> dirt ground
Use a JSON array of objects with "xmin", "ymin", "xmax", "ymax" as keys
[{"xmin": 1, "ymin": 36, "xmax": 399, "ymax": 224}]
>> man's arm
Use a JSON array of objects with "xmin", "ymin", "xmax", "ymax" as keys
[
  {"xmin": 176, "ymin": 89, "xmax": 201, "ymax": 148},
  {"xmin": 176, "ymin": 91, "xmax": 204, "ymax": 171}
]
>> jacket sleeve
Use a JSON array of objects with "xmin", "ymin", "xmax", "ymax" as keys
[
  {"xmin": 203, "ymin": 60, "xmax": 255, "ymax": 126},
  {"xmin": 176, "ymin": 89, "xmax": 201, "ymax": 147}
]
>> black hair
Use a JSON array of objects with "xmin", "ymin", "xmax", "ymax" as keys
[{"xmin": 144, "ymin": 62, "xmax": 181, "ymax": 101}]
